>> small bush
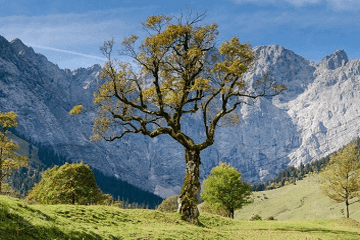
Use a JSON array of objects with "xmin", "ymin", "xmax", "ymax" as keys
[
  {"xmin": 1, "ymin": 183, "xmax": 20, "ymax": 198},
  {"xmin": 97, "ymin": 194, "xmax": 114, "ymax": 206},
  {"xmin": 110, "ymin": 201, "xmax": 123, "ymax": 208},
  {"xmin": 25, "ymin": 162, "xmax": 110, "ymax": 205},
  {"xmin": 250, "ymin": 214, "xmax": 262, "ymax": 221},
  {"xmin": 199, "ymin": 201, "xmax": 228, "ymax": 217},
  {"xmin": 266, "ymin": 216, "xmax": 276, "ymax": 221},
  {"xmin": 156, "ymin": 195, "xmax": 178, "ymax": 213}
]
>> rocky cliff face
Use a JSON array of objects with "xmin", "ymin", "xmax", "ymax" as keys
[{"xmin": 1, "ymin": 36, "xmax": 359, "ymax": 198}]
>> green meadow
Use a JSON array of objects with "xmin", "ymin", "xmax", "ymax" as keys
[
  {"xmin": 236, "ymin": 174, "xmax": 360, "ymax": 222},
  {"xmin": 1, "ymin": 177, "xmax": 360, "ymax": 240}
]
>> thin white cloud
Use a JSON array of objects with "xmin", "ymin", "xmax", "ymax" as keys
[
  {"xmin": 25, "ymin": 43, "xmax": 108, "ymax": 61},
  {"xmin": 0, "ymin": 6, "xmax": 151, "ymax": 49},
  {"xmin": 233, "ymin": 0, "xmax": 360, "ymax": 10},
  {"xmin": 0, "ymin": 5, "xmax": 159, "ymax": 70}
]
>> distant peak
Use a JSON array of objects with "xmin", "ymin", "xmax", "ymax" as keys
[
  {"xmin": 10, "ymin": 38, "xmax": 25, "ymax": 45},
  {"xmin": 252, "ymin": 45, "xmax": 309, "ymax": 65},
  {"xmin": 254, "ymin": 45, "xmax": 285, "ymax": 53},
  {"xmin": 253, "ymin": 45, "xmax": 298, "ymax": 59},
  {"xmin": 90, "ymin": 64, "xmax": 102, "ymax": 70},
  {"xmin": 71, "ymin": 64, "xmax": 102, "ymax": 76},
  {"xmin": 10, "ymin": 38, "xmax": 36, "ymax": 56},
  {"xmin": 10, "ymin": 38, "xmax": 28, "ymax": 50},
  {"xmin": 319, "ymin": 49, "xmax": 348, "ymax": 70},
  {"xmin": 333, "ymin": 49, "xmax": 346, "ymax": 55}
]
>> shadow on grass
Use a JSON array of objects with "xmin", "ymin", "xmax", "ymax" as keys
[
  {"xmin": 0, "ymin": 203, "xmax": 111, "ymax": 240},
  {"xmin": 275, "ymin": 227, "xmax": 360, "ymax": 237}
]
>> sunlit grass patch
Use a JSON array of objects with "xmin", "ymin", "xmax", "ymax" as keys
[{"xmin": 237, "ymin": 174, "xmax": 360, "ymax": 222}]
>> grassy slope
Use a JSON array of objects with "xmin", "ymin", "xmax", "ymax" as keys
[
  {"xmin": 1, "ymin": 195, "xmax": 360, "ymax": 239},
  {"xmin": 236, "ymin": 173, "xmax": 360, "ymax": 222}
]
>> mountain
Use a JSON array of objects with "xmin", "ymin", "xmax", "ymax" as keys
[{"xmin": 1, "ymin": 36, "xmax": 360, "ymax": 198}]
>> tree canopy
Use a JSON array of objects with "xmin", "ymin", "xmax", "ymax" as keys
[
  {"xmin": 25, "ymin": 162, "xmax": 112, "ymax": 205},
  {"xmin": 201, "ymin": 162, "xmax": 252, "ymax": 218},
  {"xmin": 320, "ymin": 142, "xmax": 360, "ymax": 218},
  {"xmin": 0, "ymin": 111, "xmax": 28, "ymax": 194},
  {"xmin": 70, "ymin": 11, "xmax": 285, "ymax": 224}
]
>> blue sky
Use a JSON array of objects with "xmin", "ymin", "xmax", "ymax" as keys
[{"xmin": 1, "ymin": 0, "xmax": 360, "ymax": 70}]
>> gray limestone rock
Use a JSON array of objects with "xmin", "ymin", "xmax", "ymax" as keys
[
  {"xmin": 318, "ymin": 49, "xmax": 349, "ymax": 70},
  {"xmin": 0, "ymin": 36, "xmax": 360, "ymax": 198}
]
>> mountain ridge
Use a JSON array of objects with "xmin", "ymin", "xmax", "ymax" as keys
[{"xmin": 0, "ymin": 35, "xmax": 359, "ymax": 198}]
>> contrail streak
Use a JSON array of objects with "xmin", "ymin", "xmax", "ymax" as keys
[{"xmin": 24, "ymin": 43, "xmax": 108, "ymax": 61}]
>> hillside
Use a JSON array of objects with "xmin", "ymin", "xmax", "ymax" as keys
[
  {"xmin": 236, "ymin": 174, "xmax": 360, "ymax": 222},
  {"xmin": 1, "ymin": 195, "xmax": 360, "ymax": 239}
]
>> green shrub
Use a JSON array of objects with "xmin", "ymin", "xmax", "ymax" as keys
[
  {"xmin": 110, "ymin": 201, "xmax": 123, "ymax": 208},
  {"xmin": 25, "ymin": 162, "xmax": 111, "ymax": 205},
  {"xmin": 266, "ymin": 216, "xmax": 276, "ymax": 221},
  {"xmin": 98, "ymin": 194, "xmax": 114, "ymax": 206},
  {"xmin": 199, "ymin": 201, "xmax": 229, "ymax": 217},
  {"xmin": 156, "ymin": 195, "xmax": 178, "ymax": 213},
  {"xmin": 1, "ymin": 183, "xmax": 20, "ymax": 198},
  {"xmin": 250, "ymin": 214, "xmax": 262, "ymax": 221},
  {"xmin": 201, "ymin": 162, "xmax": 252, "ymax": 219}
]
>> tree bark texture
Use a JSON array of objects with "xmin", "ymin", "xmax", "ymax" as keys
[
  {"xmin": 346, "ymin": 199, "xmax": 349, "ymax": 218},
  {"xmin": 230, "ymin": 209, "xmax": 234, "ymax": 219},
  {"xmin": 0, "ymin": 148, "xmax": 3, "ymax": 194},
  {"xmin": 0, "ymin": 163, "xmax": 2, "ymax": 194},
  {"xmin": 178, "ymin": 148, "xmax": 201, "ymax": 224}
]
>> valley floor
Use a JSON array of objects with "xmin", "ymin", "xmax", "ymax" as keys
[{"xmin": 1, "ymin": 193, "xmax": 360, "ymax": 239}]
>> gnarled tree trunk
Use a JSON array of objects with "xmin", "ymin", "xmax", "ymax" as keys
[
  {"xmin": 178, "ymin": 148, "xmax": 201, "ymax": 224},
  {"xmin": 230, "ymin": 208, "xmax": 234, "ymax": 219},
  {"xmin": 0, "ymin": 161, "xmax": 2, "ymax": 194},
  {"xmin": 0, "ymin": 148, "xmax": 3, "ymax": 194}
]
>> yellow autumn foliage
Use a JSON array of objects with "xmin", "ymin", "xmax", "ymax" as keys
[
  {"xmin": 69, "ymin": 105, "xmax": 83, "ymax": 115},
  {"xmin": 320, "ymin": 142, "xmax": 360, "ymax": 218},
  {"xmin": 0, "ymin": 111, "xmax": 28, "ymax": 193}
]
